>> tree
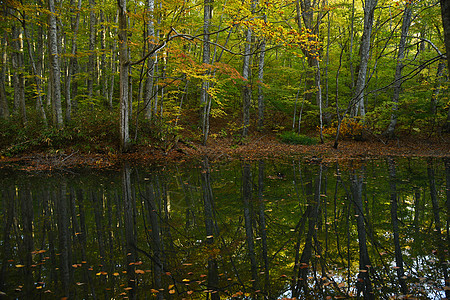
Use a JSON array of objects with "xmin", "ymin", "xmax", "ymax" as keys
[
  {"xmin": 201, "ymin": 0, "xmax": 212, "ymax": 145},
  {"xmin": 383, "ymin": 1, "xmax": 413, "ymax": 138},
  {"xmin": 48, "ymin": 0, "xmax": 64, "ymax": 129},
  {"xmin": 119, "ymin": 0, "xmax": 130, "ymax": 152},
  {"xmin": 352, "ymin": 0, "xmax": 377, "ymax": 117}
]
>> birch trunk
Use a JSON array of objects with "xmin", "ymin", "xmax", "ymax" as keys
[
  {"xmin": 352, "ymin": 0, "xmax": 377, "ymax": 117},
  {"xmin": 11, "ymin": 25, "xmax": 27, "ymax": 125},
  {"xmin": 48, "ymin": 0, "xmax": 64, "ymax": 128},
  {"xmin": 144, "ymin": 0, "xmax": 156, "ymax": 119},
  {"xmin": 87, "ymin": 0, "xmax": 96, "ymax": 99},
  {"xmin": 384, "ymin": 3, "xmax": 412, "ymax": 138},
  {"xmin": 0, "ymin": 32, "xmax": 9, "ymax": 119},
  {"xmin": 242, "ymin": 28, "xmax": 252, "ymax": 137},
  {"xmin": 257, "ymin": 33, "xmax": 266, "ymax": 130},
  {"xmin": 201, "ymin": 0, "xmax": 212, "ymax": 145},
  {"xmin": 119, "ymin": 0, "xmax": 130, "ymax": 152}
]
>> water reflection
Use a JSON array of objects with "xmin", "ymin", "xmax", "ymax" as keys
[{"xmin": 0, "ymin": 158, "xmax": 448, "ymax": 299}]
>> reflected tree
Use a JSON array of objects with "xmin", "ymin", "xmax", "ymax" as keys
[
  {"xmin": 387, "ymin": 158, "xmax": 408, "ymax": 295},
  {"xmin": 350, "ymin": 166, "xmax": 374, "ymax": 299}
]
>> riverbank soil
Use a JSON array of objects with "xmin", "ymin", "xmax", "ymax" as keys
[{"xmin": 0, "ymin": 131, "xmax": 448, "ymax": 171}]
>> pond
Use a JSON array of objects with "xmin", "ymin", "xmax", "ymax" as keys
[{"xmin": 0, "ymin": 157, "xmax": 448, "ymax": 299}]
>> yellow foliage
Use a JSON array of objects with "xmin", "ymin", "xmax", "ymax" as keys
[{"xmin": 322, "ymin": 117, "xmax": 366, "ymax": 140}]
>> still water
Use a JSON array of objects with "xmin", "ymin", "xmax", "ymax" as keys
[{"xmin": 0, "ymin": 157, "xmax": 448, "ymax": 299}]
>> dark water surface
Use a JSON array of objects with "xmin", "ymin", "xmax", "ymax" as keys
[{"xmin": 0, "ymin": 157, "xmax": 449, "ymax": 299}]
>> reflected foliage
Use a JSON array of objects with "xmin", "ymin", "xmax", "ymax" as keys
[{"xmin": 0, "ymin": 158, "xmax": 448, "ymax": 299}]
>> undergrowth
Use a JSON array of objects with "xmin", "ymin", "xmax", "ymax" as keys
[{"xmin": 279, "ymin": 131, "xmax": 318, "ymax": 145}]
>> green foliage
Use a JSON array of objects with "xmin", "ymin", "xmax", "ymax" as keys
[{"xmin": 279, "ymin": 131, "xmax": 318, "ymax": 145}]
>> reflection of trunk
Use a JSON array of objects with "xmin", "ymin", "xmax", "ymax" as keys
[
  {"xmin": 427, "ymin": 158, "xmax": 450, "ymax": 298},
  {"xmin": 123, "ymin": 165, "xmax": 137, "ymax": 299},
  {"xmin": 71, "ymin": 188, "xmax": 96, "ymax": 298},
  {"xmin": 56, "ymin": 180, "xmax": 72, "ymax": 297},
  {"xmin": 444, "ymin": 158, "xmax": 450, "ymax": 240},
  {"xmin": 387, "ymin": 158, "xmax": 408, "ymax": 295},
  {"xmin": 92, "ymin": 190, "xmax": 106, "ymax": 268},
  {"xmin": 201, "ymin": 157, "xmax": 220, "ymax": 299},
  {"xmin": 242, "ymin": 163, "xmax": 259, "ymax": 290},
  {"xmin": 294, "ymin": 164, "xmax": 322, "ymax": 297},
  {"xmin": 258, "ymin": 160, "xmax": 270, "ymax": 291},
  {"xmin": 144, "ymin": 180, "xmax": 163, "ymax": 299},
  {"xmin": 0, "ymin": 187, "xmax": 15, "ymax": 291},
  {"xmin": 19, "ymin": 185, "xmax": 34, "ymax": 295},
  {"xmin": 350, "ymin": 168, "xmax": 374, "ymax": 299},
  {"xmin": 427, "ymin": 159, "xmax": 442, "ymax": 234}
]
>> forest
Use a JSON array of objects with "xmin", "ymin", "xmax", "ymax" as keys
[{"xmin": 0, "ymin": 0, "xmax": 449, "ymax": 156}]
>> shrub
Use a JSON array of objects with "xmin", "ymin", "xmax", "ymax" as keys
[{"xmin": 279, "ymin": 131, "xmax": 317, "ymax": 145}]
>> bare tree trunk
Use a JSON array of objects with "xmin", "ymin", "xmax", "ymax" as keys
[
  {"xmin": 48, "ymin": 0, "xmax": 64, "ymax": 129},
  {"xmin": 65, "ymin": 0, "xmax": 81, "ymax": 121},
  {"xmin": 11, "ymin": 24, "xmax": 27, "ymax": 125},
  {"xmin": 144, "ymin": 0, "xmax": 156, "ymax": 119},
  {"xmin": 0, "ymin": 32, "xmax": 9, "ymax": 119},
  {"xmin": 109, "ymin": 12, "xmax": 118, "ymax": 110},
  {"xmin": 23, "ymin": 20, "xmax": 47, "ymax": 124},
  {"xmin": 119, "ymin": 0, "xmax": 130, "ymax": 152},
  {"xmin": 201, "ymin": 0, "xmax": 212, "ymax": 145},
  {"xmin": 87, "ymin": 0, "xmax": 96, "ymax": 99},
  {"xmin": 242, "ymin": 27, "xmax": 252, "ymax": 138},
  {"xmin": 257, "ymin": 17, "xmax": 266, "ymax": 130},
  {"xmin": 384, "ymin": 2, "xmax": 412, "ymax": 138},
  {"xmin": 100, "ymin": 10, "xmax": 107, "ymax": 103},
  {"xmin": 352, "ymin": 0, "xmax": 377, "ymax": 117}
]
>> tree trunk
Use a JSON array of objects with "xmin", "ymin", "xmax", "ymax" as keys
[
  {"xmin": 23, "ymin": 20, "xmax": 47, "ymax": 124},
  {"xmin": 242, "ymin": 27, "xmax": 252, "ymax": 138},
  {"xmin": 65, "ymin": 0, "xmax": 81, "ymax": 121},
  {"xmin": 352, "ymin": 0, "xmax": 377, "ymax": 117},
  {"xmin": 144, "ymin": 0, "xmax": 156, "ymax": 119},
  {"xmin": 257, "ymin": 35, "xmax": 266, "ymax": 130},
  {"xmin": 440, "ymin": 0, "xmax": 450, "ymax": 72},
  {"xmin": 0, "ymin": 32, "xmax": 9, "ymax": 119},
  {"xmin": 87, "ymin": 0, "xmax": 96, "ymax": 99},
  {"xmin": 48, "ymin": 0, "xmax": 64, "ymax": 129},
  {"xmin": 11, "ymin": 24, "xmax": 27, "ymax": 125},
  {"xmin": 201, "ymin": 0, "xmax": 212, "ymax": 145},
  {"xmin": 384, "ymin": 2, "xmax": 412, "ymax": 138},
  {"xmin": 119, "ymin": 0, "xmax": 130, "ymax": 152}
]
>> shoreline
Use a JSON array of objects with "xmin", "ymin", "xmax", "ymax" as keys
[{"xmin": 1, "ymin": 133, "xmax": 449, "ymax": 172}]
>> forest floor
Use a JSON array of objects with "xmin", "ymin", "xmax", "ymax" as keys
[{"xmin": 0, "ymin": 131, "xmax": 449, "ymax": 171}]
